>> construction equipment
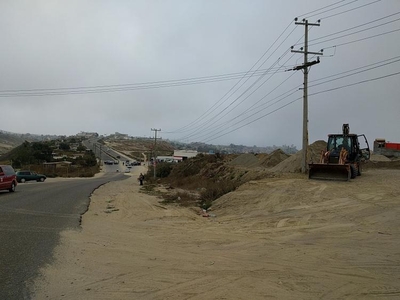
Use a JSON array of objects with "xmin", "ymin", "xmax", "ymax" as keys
[{"xmin": 309, "ymin": 124, "xmax": 370, "ymax": 181}]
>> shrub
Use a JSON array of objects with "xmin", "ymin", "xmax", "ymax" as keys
[
  {"xmin": 199, "ymin": 179, "xmax": 238, "ymax": 204},
  {"xmin": 161, "ymin": 191, "xmax": 197, "ymax": 206},
  {"xmin": 156, "ymin": 162, "xmax": 173, "ymax": 178},
  {"xmin": 146, "ymin": 162, "xmax": 172, "ymax": 179}
]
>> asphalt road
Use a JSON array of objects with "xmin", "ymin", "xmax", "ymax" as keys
[
  {"xmin": 0, "ymin": 173, "xmax": 127, "ymax": 299},
  {"xmin": 83, "ymin": 139, "xmax": 139, "ymax": 173},
  {"xmin": 82, "ymin": 139, "xmax": 126, "ymax": 165}
]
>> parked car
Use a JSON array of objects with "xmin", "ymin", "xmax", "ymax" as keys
[
  {"xmin": 0, "ymin": 165, "xmax": 17, "ymax": 192},
  {"xmin": 16, "ymin": 170, "xmax": 46, "ymax": 183}
]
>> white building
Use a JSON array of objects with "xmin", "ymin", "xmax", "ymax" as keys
[
  {"xmin": 76, "ymin": 131, "xmax": 98, "ymax": 138},
  {"xmin": 173, "ymin": 150, "xmax": 198, "ymax": 161}
]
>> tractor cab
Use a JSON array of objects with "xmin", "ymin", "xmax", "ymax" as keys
[{"xmin": 327, "ymin": 134, "xmax": 358, "ymax": 163}]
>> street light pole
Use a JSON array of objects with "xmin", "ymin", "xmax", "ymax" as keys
[{"xmin": 151, "ymin": 128, "xmax": 161, "ymax": 178}]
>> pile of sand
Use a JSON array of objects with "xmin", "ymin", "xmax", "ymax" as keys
[
  {"xmin": 270, "ymin": 140, "xmax": 327, "ymax": 173},
  {"xmin": 260, "ymin": 149, "xmax": 289, "ymax": 168},
  {"xmin": 229, "ymin": 153, "xmax": 261, "ymax": 168}
]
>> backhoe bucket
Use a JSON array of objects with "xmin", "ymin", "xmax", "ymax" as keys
[{"xmin": 308, "ymin": 163, "xmax": 350, "ymax": 181}]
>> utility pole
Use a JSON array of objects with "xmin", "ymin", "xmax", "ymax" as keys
[
  {"xmin": 99, "ymin": 143, "xmax": 102, "ymax": 165},
  {"xmin": 151, "ymin": 128, "xmax": 161, "ymax": 178},
  {"xmin": 93, "ymin": 143, "xmax": 97, "ymax": 158},
  {"xmin": 290, "ymin": 18, "xmax": 323, "ymax": 173}
]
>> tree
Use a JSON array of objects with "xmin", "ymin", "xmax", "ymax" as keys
[
  {"xmin": 31, "ymin": 142, "xmax": 52, "ymax": 161},
  {"xmin": 83, "ymin": 152, "xmax": 97, "ymax": 167},
  {"xmin": 59, "ymin": 142, "xmax": 70, "ymax": 150}
]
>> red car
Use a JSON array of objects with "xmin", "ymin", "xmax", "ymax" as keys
[{"xmin": 0, "ymin": 165, "xmax": 18, "ymax": 192}]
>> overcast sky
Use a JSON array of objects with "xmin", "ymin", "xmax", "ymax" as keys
[{"xmin": 1, "ymin": 0, "xmax": 399, "ymax": 148}]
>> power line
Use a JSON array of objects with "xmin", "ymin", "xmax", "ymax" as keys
[
  {"xmin": 178, "ymin": 53, "xmax": 296, "ymax": 140},
  {"xmin": 173, "ymin": 1, "xmax": 360, "ymax": 134},
  {"xmin": 297, "ymin": 0, "xmax": 347, "ymax": 18},
  {"xmin": 0, "ymin": 67, "xmax": 284, "ymax": 93},
  {"xmin": 302, "ymin": 0, "xmax": 359, "ymax": 19},
  {"xmin": 175, "ymin": 57, "xmax": 400, "ymax": 144},
  {"xmin": 0, "ymin": 1, "xmax": 386, "ymax": 99},
  {"xmin": 203, "ymin": 96, "xmax": 301, "ymax": 143},
  {"xmin": 175, "ymin": 25, "xmax": 312, "ymax": 138},
  {"xmin": 168, "ymin": 23, "xmax": 297, "ymax": 134},
  {"xmin": 308, "ymin": 17, "xmax": 400, "ymax": 47},
  {"xmin": 310, "ymin": 55, "xmax": 400, "ymax": 83},
  {"xmin": 202, "ymin": 70, "xmax": 400, "ymax": 143},
  {"xmin": 166, "ymin": 54, "xmax": 400, "ymax": 142},
  {"xmin": 0, "ymin": 67, "xmax": 291, "ymax": 97},
  {"xmin": 322, "ymin": 0, "xmax": 382, "ymax": 20},
  {"xmin": 166, "ymin": 2, "xmax": 382, "ymax": 137},
  {"xmin": 309, "ymin": 57, "xmax": 400, "ymax": 88},
  {"xmin": 0, "ymin": 2, "xmax": 386, "ymax": 99},
  {"xmin": 173, "ymin": 34, "xmax": 297, "ymax": 136},
  {"xmin": 294, "ymin": 11, "xmax": 400, "ymax": 46},
  {"xmin": 195, "ymin": 56, "xmax": 400, "ymax": 141},
  {"xmin": 168, "ymin": 4, "xmax": 361, "ymax": 135},
  {"xmin": 196, "ymin": 89, "xmax": 300, "ymax": 143},
  {"xmin": 193, "ymin": 55, "xmax": 400, "ymax": 142},
  {"xmin": 309, "ymin": 71, "xmax": 400, "ymax": 97},
  {"xmin": 322, "ymin": 28, "xmax": 400, "ymax": 49},
  {"xmin": 178, "ymin": 50, "xmax": 294, "ymax": 139}
]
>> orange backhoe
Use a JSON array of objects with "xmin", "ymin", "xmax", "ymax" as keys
[{"xmin": 309, "ymin": 124, "xmax": 370, "ymax": 181}]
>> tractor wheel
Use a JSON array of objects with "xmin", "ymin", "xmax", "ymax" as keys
[
  {"xmin": 357, "ymin": 164, "xmax": 362, "ymax": 176},
  {"xmin": 350, "ymin": 165, "xmax": 357, "ymax": 179}
]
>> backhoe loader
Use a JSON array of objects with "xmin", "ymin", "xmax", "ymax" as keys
[{"xmin": 309, "ymin": 124, "xmax": 370, "ymax": 181}]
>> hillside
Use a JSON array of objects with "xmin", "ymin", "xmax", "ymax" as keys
[
  {"xmin": 0, "ymin": 130, "xmax": 61, "ymax": 155},
  {"xmin": 104, "ymin": 138, "xmax": 175, "ymax": 160}
]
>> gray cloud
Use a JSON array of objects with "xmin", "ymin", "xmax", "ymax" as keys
[{"xmin": 1, "ymin": 0, "xmax": 399, "ymax": 147}]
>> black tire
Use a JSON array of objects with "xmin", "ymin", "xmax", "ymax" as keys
[
  {"xmin": 357, "ymin": 164, "xmax": 362, "ymax": 176},
  {"xmin": 9, "ymin": 182, "xmax": 16, "ymax": 192},
  {"xmin": 350, "ymin": 165, "xmax": 357, "ymax": 179},
  {"xmin": 39, "ymin": 177, "xmax": 45, "ymax": 182},
  {"xmin": 20, "ymin": 178, "xmax": 26, "ymax": 183}
]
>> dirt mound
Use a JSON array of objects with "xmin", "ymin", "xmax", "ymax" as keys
[
  {"xmin": 364, "ymin": 160, "xmax": 400, "ymax": 170},
  {"xmin": 260, "ymin": 149, "xmax": 289, "ymax": 168},
  {"xmin": 228, "ymin": 153, "xmax": 261, "ymax": 168},
  {"xmin": 270, "ymin": 140, "xmax": 327, "ymax": 173},
  {"xmin": 370, "ymin": 154, "xmax": 391, "ymax": 162},
  {"xmin": 106, "ymin": 139, "xmax": 174, "ymax": 155}
]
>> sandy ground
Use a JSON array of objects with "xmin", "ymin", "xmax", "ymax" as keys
[{"xmin": 32, "ymin": 168, "xmax": 400, "ymax": 299}]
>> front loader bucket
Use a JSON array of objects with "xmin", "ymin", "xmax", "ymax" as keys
[{"xmin": 308, "ymin": 163, "xmax": 350, "ymax": 181}]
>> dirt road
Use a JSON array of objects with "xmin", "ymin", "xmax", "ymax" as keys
[{"xmin": 33, "ymin": 168, "xmax": 400, "ymax": 299}]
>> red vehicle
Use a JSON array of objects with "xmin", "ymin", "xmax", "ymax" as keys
[{"xmin": 0, "ymin": 165, "xmax": 18, "ymax": 192}]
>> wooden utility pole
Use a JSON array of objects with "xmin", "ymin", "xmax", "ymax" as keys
[
  {"xmin": 290, "ymin": 18, "xmax": 323, "ymax": 173},
  {"xmin": 151, "ymin": 128, "xmax": 161, "ymax": 178},
  {"xmin": 93, "ymin": 143, "xmax": 99, "ymax": 164},
  {"xmin": 99, "ymin": 143, "xmax": 102, "ymax": 165}
]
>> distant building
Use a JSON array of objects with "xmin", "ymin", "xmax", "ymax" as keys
[
  {"xmin": 374, "ymin": 138, "xmax": 400, "ymax": 158},
  {"xmin": 173, "ymin": 150, "xmax": 198, "ymax": 161},
  {"xmin": 111, "ymin": 132, "xmax": 129, "ymax": 139},
  {"xmin": 76, "ymin": 131, "xmax": 98, "ymax": 138}
]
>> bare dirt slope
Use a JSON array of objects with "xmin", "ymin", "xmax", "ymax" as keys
[{"xmin": 33, "ymin": 169, "xmax": 400, "ymax": 299}]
